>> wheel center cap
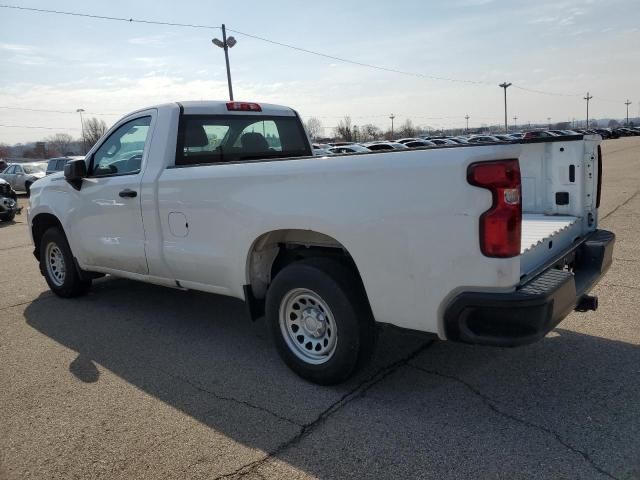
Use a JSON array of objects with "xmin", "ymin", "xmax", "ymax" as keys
[{"xmin": 302, "ymin": 308, "xmax": 326, "ymax": 337}]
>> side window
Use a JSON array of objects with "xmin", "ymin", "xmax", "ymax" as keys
[
  {"xmin": 5, "ymin": 166, "xmax": 15, "ymax": 174},
  {"xmin": 90, "ymin": 116, "xmax": 151, "ymax": 177},
  {"xmin": 14, "ymin": 165, "xmax": 23, "ymax": 174}
]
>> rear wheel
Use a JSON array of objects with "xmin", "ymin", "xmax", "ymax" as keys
[
  {"xmin": 40, "ymin": 227, "xmax": 92, "ymax": 297},
  {"xmin": 266, "ymin": 258, "xmax": 376, "ymax": 385}
]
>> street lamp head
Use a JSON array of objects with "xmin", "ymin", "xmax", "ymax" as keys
[
  {"xmin": 226, "ymin": 36, "xmax": 237, "ymax": 48},
  {"xmin": 76, "ymin": 108, "xmax": 85, "ymax": 113},
  {"xmin": 212, "ymin": 38, "xmax": 224, "ymax": 48}
]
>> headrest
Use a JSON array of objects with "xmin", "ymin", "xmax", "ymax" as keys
[
  {"xmin": 241, "ymin": 132, "xmax": 269, "ymax": 151},
  {"xmin": 184, "ymin": 123, "xmax": 209, "ymax": 148}
]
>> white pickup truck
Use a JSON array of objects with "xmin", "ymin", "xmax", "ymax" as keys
[{"xmin": 28, "ymin": 101, "xmax": 614, "ymax": 384}]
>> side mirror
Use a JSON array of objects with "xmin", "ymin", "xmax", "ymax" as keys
[{"xmin": 64, "ymin": 158, "xmax": 87, "ymax": 190}]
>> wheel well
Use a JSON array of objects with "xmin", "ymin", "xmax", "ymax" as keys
[
  {"xmin": 31, "ymin": 213, "xmax": 64, "ymax": 260},
  {"xmin": 246, "ymin": 229, "xmax": 362, "ymax": 301}
]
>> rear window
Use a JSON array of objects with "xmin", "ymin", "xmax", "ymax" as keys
[{"xmin": 176, "ymin": 115, "xmax": 311, "ymax": 166}]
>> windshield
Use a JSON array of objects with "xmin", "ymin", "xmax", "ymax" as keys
[{"xmin": 23, "ymin": 164, "xmax": 46, "ymax": 174}]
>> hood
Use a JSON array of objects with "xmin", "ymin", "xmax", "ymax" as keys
[{"xmin": 0, "ymin": 178, "xmax": 8, "ymax": 185}]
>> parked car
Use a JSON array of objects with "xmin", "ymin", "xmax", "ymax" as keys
[
  {"xmin": 549, "ymin": 130, "xmax": 576, "ymax": 137},
  {"xmin": 449, "ymin": 137, "xmax": 470, "ymax": 144},
  {"xmin": 0, "ymin": 178, "xmax": 19, "ymax": 222},
  {"xmin": 46, "ymin": 156, "xmax": 84, "ymax": 175},
  {"xmin": 312, "ymin": 143, "xmax": 332, "ymax": 156},
  {"xmin": 467, "ymin": 135, "xmax": 502, "ymax": 143},
  {"xmin": 429, "ymin": 138, "xmax": 458, "ymax": 146},
  {"xmin": 327, "ymin": 145, "xmax": 371, "ymax": 154},
  {"xmin": 28, "ymin": 100, "xmax": 614, "ymax": 385},
  {"xmin": 364, "ymin": 142, "xmax": 409, "ymax": 151},
  {"xmin": 395, "ymin": 138, "xmax": 422, "ymax": 144},
  {"xmin": 494, "ymin": 134, "xmax": 518, "ymax": 142},
  {"xmin": 404, "ymin": 140, "xmax": 435, "ymax": 148},
  {"xmin": 0, "ymin": 162, "xmax": 47, "ymax": 195},
  {"xmin": 522, "ymin": 131, "xmax": 558, "ymax": 140}
]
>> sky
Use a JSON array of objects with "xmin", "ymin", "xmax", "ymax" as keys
[{"xmin": 0, "ymin": 0, "xmax": 639, "ymax": 143}]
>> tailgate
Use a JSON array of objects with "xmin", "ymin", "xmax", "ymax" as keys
[{"xmin": 518, "ymin": 136, "xmax": 602, "ymax": 276}]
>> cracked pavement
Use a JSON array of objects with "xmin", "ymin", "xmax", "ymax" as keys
[{"xmin": 1, "ymin": 137, "xmax": 640, "ymax": 479}]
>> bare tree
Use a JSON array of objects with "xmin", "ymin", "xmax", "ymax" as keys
[
  {"xmin": 0, "ymin": 143, "xmax": 10, "ymax": 159},
  {"xmin": 608, "ymin": 119, "xmax": 619, "ymax": 128},
  {"xmin": 305, "ymin": 117, "xmax": 323, "ymax": 140},
  {"xmin": 334, "ymin": 116, "xmax": 353, "ymax": 141},
  {"xmin": 359, "ymin": 124, "xmax": 382, "ymax": 142},
  {"xmin": 45, "ymin": 133, "xmax": 74, "ymax": 157},
  {"xmin": 398, "ymin": 119, "xmax": 416, "ymax": 138},
  {"xmin": 83, "ymin": 117, "xmax": 108, "ymax": 151}
]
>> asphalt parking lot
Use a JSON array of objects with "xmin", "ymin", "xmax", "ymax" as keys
[{"xmin": 1, "ymin": 138, "xmax": 639, "ymax": 480}]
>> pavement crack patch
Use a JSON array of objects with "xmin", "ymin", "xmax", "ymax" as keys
[
  {"xmin": 0, "ymin": 243, "xmax": 32, "ymax": 251},
  {"xmin": 174, "ymin": 375, "xmax": 303, "ymax": 428},
  {"xmin": 212, "ymin": 339, "xmax": 435, "ymax": 479},
  {"xmin": 601, "ymin": 189, "xmax": 639, "ymax": 221},
  {"xmin": 408, "ymin": 364, "xmax": 620, "ymax": 480},
  {"xmin": 600, "ymin": 282, "xmax": 640, "ymax": 292}
]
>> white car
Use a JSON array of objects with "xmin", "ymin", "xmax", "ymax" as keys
[
  {"xmin": 0, "ymin": 162, "xmax": 46, "ymax": 194},
  {"xmin": 28, "ymin": 100, "xmax": 614, "ymax": 385},
  {"xmin": 327, "ymin": 145, "xmax": 371, "ymax": 154}
]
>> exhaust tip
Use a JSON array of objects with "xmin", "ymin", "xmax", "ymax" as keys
[{"xmin": 575, "ymin": 294, "xmax": 598, "ymax": 312}]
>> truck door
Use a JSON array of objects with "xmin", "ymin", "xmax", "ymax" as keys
[{"xmin": 67, "ymin": 114, "xmax": 154, "ymax": 274}]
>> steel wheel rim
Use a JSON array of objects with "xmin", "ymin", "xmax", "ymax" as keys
[
  {"xmin": 45, "ymin": 242, "xmax": 66, "ymax": 287},
  {"xmin": 279, "ymin": 288, "xmax": 338, "ymax": 365}
]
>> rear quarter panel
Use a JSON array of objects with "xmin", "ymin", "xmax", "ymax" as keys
[{"xmin": 155, "ymin": 144, "xmax": 523, "ymax": 336}]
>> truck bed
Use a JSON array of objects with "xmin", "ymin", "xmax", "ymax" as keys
[{"xmin": 520, "ymin": 214, "xmax": 582, "ymax": 275}]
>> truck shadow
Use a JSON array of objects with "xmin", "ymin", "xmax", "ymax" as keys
[{"xmin": 23, "ymin": 277, "xmax": 640, "ymax": 479}]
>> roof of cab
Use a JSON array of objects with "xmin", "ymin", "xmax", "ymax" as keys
[{"xmin": 179, "ymin": 101, "xmax": 296, "ymax": 116}]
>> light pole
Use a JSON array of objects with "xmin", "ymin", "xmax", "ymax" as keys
[
  {"xmin": 499, "ymin": 82, "xmax": 512, "ymax": 133},
  {"xmin": 513, "ymin": 115, "xmax": 517, "ymax": 130},
  {"xmin": 76, "ymin": 108, "xmax": 85, "ymax": 154},
  {"xmin": 389, "ymin": 114, "xmax": 395, "ymax": 138},
  {"xmin": 625, "ymin": 100, "xmax": 631, "ymax": 126},
  {"xmin": 547, "ymin": 117, "xmax": 552, "ymax": 129},
  {"xmin": 212, "ymin": 24, "xmax": 237, "ymax": 101},
  {"xmin": 465, "ymin": 114, "xmax": 469, "ymax": 133},
  {"xmin": 584, "ymin": 92, "xmax": 593, "ymax": 129}
]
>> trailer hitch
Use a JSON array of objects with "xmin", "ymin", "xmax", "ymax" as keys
[{"xmin": 575, "ymin": 294, "xmax": 598, "ymax": 312}]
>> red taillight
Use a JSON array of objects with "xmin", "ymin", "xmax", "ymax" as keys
[
  {"xmin": 468, "ymin": 159, "xmax": 522, "ymax": 258},
  {"xmin": 226, "ymin": 102, "xmax": 262, "ymax": 112}
]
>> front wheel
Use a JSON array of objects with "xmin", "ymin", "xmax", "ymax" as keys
[
  {"xmin": 266, "ymin": 258, "xmax": 376, "ymax": 385},
  {"xmin": 40, "ymin": 227, "xmax": 92, "ymax": 297}
]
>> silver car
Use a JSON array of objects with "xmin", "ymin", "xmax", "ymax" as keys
[{"xmin": 0, "ymin": 162, "xmax": 47, "ymax": 195}]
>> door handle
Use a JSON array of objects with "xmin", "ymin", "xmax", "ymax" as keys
[{"xmin": 119, "ymin": 189, "xmax": 137, "ymax": 198}]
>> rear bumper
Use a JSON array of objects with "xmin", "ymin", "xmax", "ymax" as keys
[{"xmin": 444, "ymin": 229, "xmax": 615, "ymax": 347}]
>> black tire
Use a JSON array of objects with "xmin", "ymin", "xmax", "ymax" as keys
[
  {"xmin": 0, "ymin": 211, "xmax": 15, "ymax": 222},
  {"xmin": 40, "ymin": 227, "xmax": 92, "ymax": 297},
  {"xmin": 266, "ymin": 257, "xmax": 377, "ymax": 385}
]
